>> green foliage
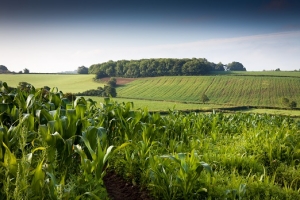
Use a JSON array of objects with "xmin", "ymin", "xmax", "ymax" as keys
[
  {"xmin": 63, "ymin": 92, "xmax": 77, "ymax": 102},
  {"xmin": 0, "ymin": 65, "xmax": 9, "ymax": 73},
  {"xmin": 90, "ymin": 58, "xmax": 224, "ymax": 78},
  {"xmin": 282, "ymin": 98, "xmax": 297, "ymax": 109},
  {"xmin": 76, "ymin": 85, "xmax": 117, "ymax": 97},
  {"xmin": 289, "ymin": 101, "xmax": 297, "ymax": 109},
  {"xmin": 201, "ymin": 93, "xmax": 209, "ymax": 104},
  {"xmin": 226, "ymin": 61, "xmax": 246, "ymax": 71},
  {"xmin": 107, "ymin": 77, "xmax": 117, "ymax": 87},
  {"xmin": 77, "ymin": 66, "xmax": 89, "ymax": 74},
  {"xmin": 0, "ymin": 82, "xmax": 300, "ymax": 199},
  {"xmin": 23, "ymin": 68, "xmax": 30, "ymax": 74}
]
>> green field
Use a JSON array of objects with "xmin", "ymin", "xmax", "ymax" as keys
[
  {"xmin": 211, "ymin": 71, "xmax": 300, "ymax": 77},
  {"xmin": 1, "ymin": 88, "xmax": 300, "ymax": 199},
  {"xmin": 117, "ymin": 76, "xmax": 300, "ymax": 107},
  {"xmin": 0, "ymin": 74, "xmax": 103, "ymax": 93},
  {"xmin": 1, "ymin": 72, "xmax": 299, "ymax": 112},
  {"xmin": 243, "ymin": 108, "xmax": 300, "ymax": 117},
  {"xmin": 1, "ymin": 74, "xmax": 300, "ymax": 199},
  {"xmin": 86, "ymin": 97, "xmax": 228, "ymax": 111}
]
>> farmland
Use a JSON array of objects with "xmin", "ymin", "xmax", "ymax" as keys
[
  {"xmin": 0, "ymin": 83, "xmax": 300, "ymax": 199},
  {"xmin": 0, "ymin": 74, "xmax": 104, "ymax": 93},
  {"xmin": 117, "ymin": 75, "xmax": 300, "ymax": 108}
]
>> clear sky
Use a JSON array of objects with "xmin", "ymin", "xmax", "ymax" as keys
[{"xmin": 1, "ymin": 0, "xmax": 300, "ymax": 73}]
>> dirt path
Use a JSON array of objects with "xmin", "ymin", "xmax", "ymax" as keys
[{"xmin": 103, "ymin": 170, "xmax": 153, "ymax": 200}]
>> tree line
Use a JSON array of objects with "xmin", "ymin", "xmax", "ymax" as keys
[
  {"xmin": 87, "ymin": 58, "xmax": 246, "ymax": 78},
  {"xmin": 0, "ymin": 65, "xmax": 30, "ymax": 74}
]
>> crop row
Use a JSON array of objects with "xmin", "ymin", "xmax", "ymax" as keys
[
  {"xmin": 117, "ymin": 76, "xmax": 300, "ymax": 107},
  {"xmin": 0, "ymin": 82, "xmax": 299, "ymax": 199}
]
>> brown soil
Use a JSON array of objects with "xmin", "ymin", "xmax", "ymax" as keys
[
  {"xmin": 103, "ymin": 170, "xmax": 153, "ymax": 200},
  {"xmin": 100, "ymin": 77, "xmax": 137, "ymax": 85}
]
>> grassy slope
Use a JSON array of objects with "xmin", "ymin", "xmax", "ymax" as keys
[
  {"xmin": 211, "ymin": 71, "xmax": 300, "ymax": 77},
  {"xmin": 117, "ymin": 75, "xmax": 300, "ymax": 107},
  {"xmin": 0, "ymin": 74, "xmax": 104, "ymax": 93}
]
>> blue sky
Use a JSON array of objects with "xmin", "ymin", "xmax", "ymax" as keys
[{"xmin": 1, "ymin": 0, "xmax": 300, "ymax": 72}]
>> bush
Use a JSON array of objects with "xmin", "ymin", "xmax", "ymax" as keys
[{"xmin": 63, "ymin": 92, "xmax": 77, "ymax": 102}]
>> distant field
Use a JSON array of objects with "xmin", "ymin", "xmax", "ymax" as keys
[
  {"xmin": 1, "ymin": 73, "xmax": 299, "ymax": 111},
  {"xmin": 0, "ymin": 74, "xmax": 103, "ymax": 93},
  {"xmin": 85, "ymin": 97, "xmax": 228, "ymax": 111},
  {"xmin": 211, "ymin": 71, "xmax": 300, "ymax": 77},
  {"xmin": 117, "ymin": 76, "xmax": 300, "ymax": 107}
]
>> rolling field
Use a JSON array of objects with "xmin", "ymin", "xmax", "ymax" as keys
[
  {"xmin": 117, "ymin": 76, "xmax": 300, "ymax": 107},
  {"xmin": 1, "ymin": 73, "xmax": 299, "ymax": 111},
  {"xmin": 211, "ymin": 71, "xmax": 300, "ymax": 77},
  {"xmin": 0, "ymin": 74, "xmax": 104, "ymax": 93}
]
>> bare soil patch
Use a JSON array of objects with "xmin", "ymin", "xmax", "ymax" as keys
[{"xmin": 103, "ymin": 170, "xmax": 153, "ymax": 200}]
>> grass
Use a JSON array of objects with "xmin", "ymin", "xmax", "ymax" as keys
[
  {"xmin": 85, "ymin": 97, "xmax": 300, "ymax": 117},
  {"xmin": 242, "ymin": 108, "xmax": 300, "ymax": 117},
  {"xmin": 0, "ymin": 74, "xmax": 104, "ymax": 93},
  {"xmin": 85, "ymin": 97, "xmax": 228, "ymax": 111}
]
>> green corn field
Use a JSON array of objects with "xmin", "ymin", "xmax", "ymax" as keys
[{"xmin": 0, "ymin": 82, "xmax": 300, "ymax": 199}]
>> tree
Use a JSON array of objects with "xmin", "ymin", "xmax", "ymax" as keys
[
  {"xmin": 23, "ymin": 68, "xmax": 30, "ymax": 74},
  {"xmin": 0, "ymin": 65, "xmax": 8, "ymax": 73},
  {"xmin": 77, "ymin": 66, "xmax": 88, "ymax": 74},
  {"xmin": 104, "ymin": 85, "xmax": 117, "ymax": 97},
  {"xmin": 213, "ymin": 62, "xmax": 225, "ymax": 71},
  {"xmin": 289, "ymin": 101, "xmax": 297, "ymax": 109},
  {"xmin": 201, "ymin": 94, "xmax": 209, "ymax": 104},
  {"xmin": 63, "ymin": 93, "xmax": 77, "ymax": 102},
  {"xmin": 107, "ymin": 77, "xmax": 117, "ymax": 87},
  {"xmin": 226, "ymin": 62, "xmax": 246, "ymax": 71}
]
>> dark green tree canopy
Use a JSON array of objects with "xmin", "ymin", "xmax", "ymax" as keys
[
  {"xmin": 107, "ymin": 77, "xmax": 117, "ymax": 88},
  {"xmin": 90, "ymin": 58, "xmax": 225, "ymax": 79},
  {"xmin": 77, "ymin": 66, "xmax": 89, "ymax": 74},
  {"xmin": 226, "ymin": 62, "xmax": 246, "ymax": 71},
  {"xmin": 289, "ymin": 101, "xmax": 297, "ymax": 109},
  {"xmin": 23, "ymin": 68, "xmax": 30, "ymax": 74},
  {"xmin": 0, "ymin": 65, "xmax": 8, "ymax": 72}
]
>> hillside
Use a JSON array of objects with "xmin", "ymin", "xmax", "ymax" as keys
[
  {"xmin": 0, "ymin": 74, "xmax": 104, "ymax": 93},
  {"xmin": 117, "ymin": 75, "xmax": 300, "ymax": 108}
]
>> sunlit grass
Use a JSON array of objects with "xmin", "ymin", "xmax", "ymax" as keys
[
  {"xmin": 86, "ymin": 96, "xmax": 231, "ymax": 111},
  {"xmin": 0, "ymin": 74, "xmax": 104, "ymax": 93},
  {"xmin": 242, "ymin": 108, "xmax": 300, "ymax": 116}
]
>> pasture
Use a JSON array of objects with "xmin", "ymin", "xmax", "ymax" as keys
[{"xmin": 0, "ymin": 74, "xmax": 103, "ymax": 93}]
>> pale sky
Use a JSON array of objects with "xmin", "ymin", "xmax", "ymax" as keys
[{"xmin": 1, "ymin": 0, "xmax": 300, "ymax": 73}]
